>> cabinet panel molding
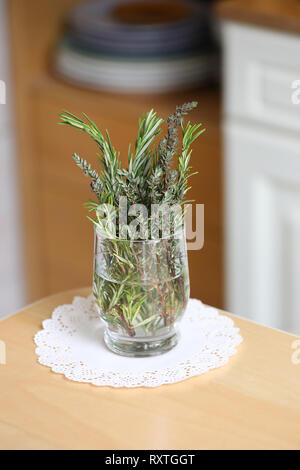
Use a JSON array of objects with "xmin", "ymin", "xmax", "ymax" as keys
[
  {"xmin": 222, "ymin": 22, "xmax": 300, "ymax": 132},
  {"xmin": 225, "ymin": 120, "xmax": 300, "ymax": 331}
]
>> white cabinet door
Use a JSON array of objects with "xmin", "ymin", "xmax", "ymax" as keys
[
  {"xmin": 222, "ymin": 22, "xmax": 300, "ymax": 132},
  {"xmin": 223, "ymin": 22, "xmax": 300, "ymax": 332},
  {"xmin": 0, "ymin": 0, "xmax": 25, "ymax": 317},
  {"xmin": 225, "ymin": 121, "xmax": 300, "ymax": 331}
]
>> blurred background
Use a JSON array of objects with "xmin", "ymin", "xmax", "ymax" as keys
[{"xmin": 0, "ymin": 0, "xmax": 300, "ymax": 334}]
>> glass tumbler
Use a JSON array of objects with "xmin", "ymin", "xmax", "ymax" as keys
[{"xmin": 93, "ymin": 228, "xmax": 190, "ymax": 357}]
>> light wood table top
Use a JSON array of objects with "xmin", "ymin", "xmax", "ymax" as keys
[{"xmin": 0, "ymin": 288, "xmax": 299, "ymax": 450}]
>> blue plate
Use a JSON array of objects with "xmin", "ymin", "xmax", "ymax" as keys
[{"xmin": 67, "ymin": 0, "xmax": 209, "ymax": 39}]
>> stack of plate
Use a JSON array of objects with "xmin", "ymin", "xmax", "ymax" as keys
[{"xmin": 54, "ymin": 0, "xmax": 217, "ymax": 93}]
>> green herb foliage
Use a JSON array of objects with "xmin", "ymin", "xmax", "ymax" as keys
[
  {"xmin": 59, "ymin": 103, "xmax": 204, "ymax": 337},
  {"xmin": 59, "ymin": 102, "xmax": 204, "ymax": 214}
]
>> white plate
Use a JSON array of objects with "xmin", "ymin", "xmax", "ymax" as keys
[
  {"xmin": 54, "ymin": 48, "xmax": 216, "ymax": 92},
  {"xmin": 55, "ymin": 43, "xmax": 215, "ymax": 75}
]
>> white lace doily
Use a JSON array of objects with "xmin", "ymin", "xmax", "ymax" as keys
[{"xmin": 34, "ymin": 295, "xmax": 243, "ymax": 388}]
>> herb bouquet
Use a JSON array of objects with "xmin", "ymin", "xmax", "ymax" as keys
[{"xmin": 59, "ymin": 102, "xmax": 205, "ymax": 357}]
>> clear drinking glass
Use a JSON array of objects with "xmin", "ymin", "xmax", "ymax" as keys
[{"xmin": 93, "ymin": 227, "xmax": 190, "ymax": 357}]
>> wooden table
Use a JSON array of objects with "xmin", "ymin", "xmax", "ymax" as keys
[{"xmin": 0, "ymin": 288, "xmax": 299, "ymax": 450}]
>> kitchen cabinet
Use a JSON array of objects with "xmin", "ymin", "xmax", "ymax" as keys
[
  {"xmin": 217, "ymin": 1, "xmax": 300, "ymax": 331},
  {"xmin": 0, "ymin": 0, "xmax": 25, "ymax": 316}
]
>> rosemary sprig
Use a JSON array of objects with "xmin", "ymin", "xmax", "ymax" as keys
[
  {"xmin": 59, "ymin": 103, "xmax": 203, "ymax": 337},
  {"xmin": 59, "ymin": 102, "xmax": 203, "ymax": 214}
]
